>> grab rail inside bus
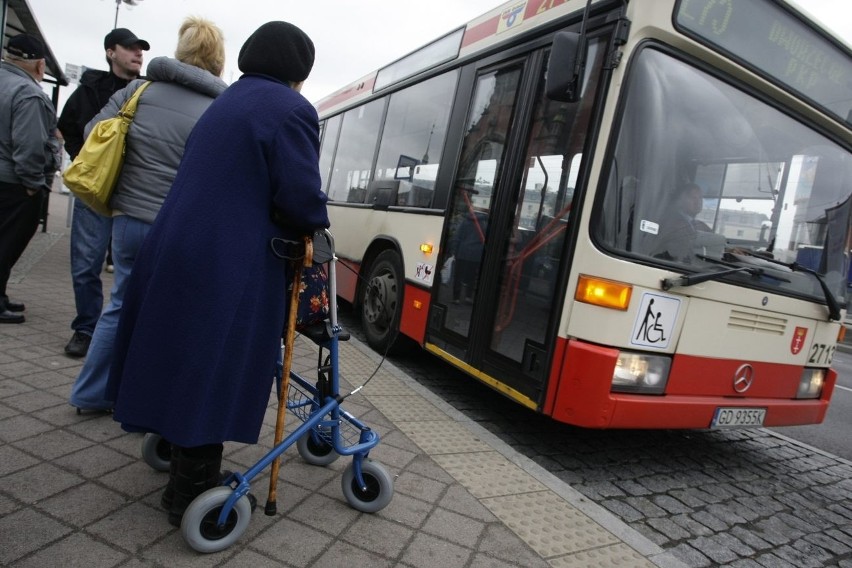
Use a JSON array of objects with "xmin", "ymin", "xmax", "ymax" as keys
[{"xmin": 496, "ymin": 203, "xmax": 573, "ymax": 332}]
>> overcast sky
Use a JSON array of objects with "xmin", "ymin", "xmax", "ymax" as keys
[
  {"xmin": 27, "ymin": 0, "xmax": 500, "ymax": 106},
  {"xmin": 25, "ymin": 0, "xmax": 852, "ymax": 111}
]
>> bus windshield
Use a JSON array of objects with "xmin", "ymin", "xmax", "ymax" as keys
[{"xmin": 596, "ymin": 47, "xmax": 852, "ymax": 304}]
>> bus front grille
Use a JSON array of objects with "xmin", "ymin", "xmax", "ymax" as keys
[{"xmin": 727, "ymin": 310, "xmax": 786, "ymax": 335}]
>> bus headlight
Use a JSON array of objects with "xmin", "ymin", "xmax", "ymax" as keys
[
  {"xmin": 796, "ymin": 368, "xmax": 825, "ymax": 399},
  {"xmin": 611, "ymin": 351, "xmax": 671, "ymax": 394}
]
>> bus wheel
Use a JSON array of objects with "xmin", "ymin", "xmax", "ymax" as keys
[{"xmin": 362, "ymin": 250, "xmax": 403, "ymax": 352}]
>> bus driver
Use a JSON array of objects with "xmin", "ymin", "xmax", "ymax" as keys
[{"xmin": 650, "ymin": 182, "xmax": 712, "ymax": 262}]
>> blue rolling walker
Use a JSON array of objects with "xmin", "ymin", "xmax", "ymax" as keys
[{"xmin": 140, "ymin": 229, "xmax": 393, "ymax": 553}]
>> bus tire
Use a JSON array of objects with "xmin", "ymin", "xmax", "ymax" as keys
[{"xmin": 361, "ymin": 250, "xmax": 403, "ymax": 353}]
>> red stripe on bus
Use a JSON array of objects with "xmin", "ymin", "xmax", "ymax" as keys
[
  {"xmin": 461, "ymin": 0, "xmax": 571, "ymax": 50},
  {"xmin": 667, "ymin": 356, "xmax": 800, "ymax": 398},
  {"xmin": 547, "ymin": 339, "xmax": 835, "ymax": 429},
  {"xmin": 315, "ymin": 75, "xmax": 377, "ymax": 114},
  {"xmin": 335, "ymin": 259, "xmax": 360, "ymax": 303},
  {"xmin": 524, "ymin": 0, "xmax": 570, "ymax": 19},
  {"xmin": 462, "ymin": 17, "xmax": 500, "ymax": 49},
  {"xmin": 400, "ymin": 284, "xmax": 430, "ymax": 345}
]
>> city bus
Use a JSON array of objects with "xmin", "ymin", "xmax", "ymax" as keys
[{"xmin": 313, "ymin": 0, "xmax": 852, "ymax": 429}]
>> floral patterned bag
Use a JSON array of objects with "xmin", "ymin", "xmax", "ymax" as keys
[{"xmin": 292, "ymin": 264, "xmax": 329, "ymax": 330}]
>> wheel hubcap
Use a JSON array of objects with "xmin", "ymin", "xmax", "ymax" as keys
[
  {"xmin": 352, "ymin": 474, "xmax": 380, "ymax": 502},
  {"xmin": 364, "ymin": 274, "xmax": 393, "ymax": 325},
  {"xmin": 199, "ymin": 507, "xmax": 238, "ymax": 540}
]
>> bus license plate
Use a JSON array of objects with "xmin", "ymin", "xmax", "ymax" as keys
[{"xmin": 711, "ymin": 407, "xmax": 766, "ymax": 428}]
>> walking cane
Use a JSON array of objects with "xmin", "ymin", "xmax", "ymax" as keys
[{"xmin": 265, "ymin": 235, "xmax": 313, "ymax": 515}]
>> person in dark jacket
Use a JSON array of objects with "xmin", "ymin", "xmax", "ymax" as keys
[
  {"xmin": 106, "ymin": 21, "xmax": 329, "ymax": 528},
  {"xmin": 650, "ymin": 182, "xmax": 712, "ymax": 262},
  {"xmin": 0, "ymin": 34, "xmax": 61, "ymax": 324},
  {"xmin": 450, "ymin": 208, "xmax": 488, "ymax": 303},
  {"xmin": 69, "ymin": 17, "xmax": 228, "ymax": 413},
  {"xmin": 58, "ymin": 27, "xmax": 149, "ymax": 358}
]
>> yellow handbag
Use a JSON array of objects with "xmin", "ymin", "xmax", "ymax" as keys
[{"xmin": 63, "ymin": 81, "xmax": 152, "ymax": 216}]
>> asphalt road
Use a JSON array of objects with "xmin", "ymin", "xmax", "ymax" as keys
[
  {"xmin": 770, "ymin": 349, "xmax": 852, "ymax": 462},
  {"xmin": 336, "ymin": 304, "xmax": 852, "ymax": 567}
]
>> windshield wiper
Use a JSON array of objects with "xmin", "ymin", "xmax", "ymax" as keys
[
  {"xmin": 733, "ymin": 250, "xmax": 842, "ymax": 321},
  {"xmin": 661, "ymin": 265, "xmax": 763, "ymax": 291}
]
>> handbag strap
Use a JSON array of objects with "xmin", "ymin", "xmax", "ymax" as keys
[{"xmin": 117, "ymin": 80, "xmax": 152, "ymax": 122}]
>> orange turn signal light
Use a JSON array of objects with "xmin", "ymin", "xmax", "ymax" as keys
[
  {"xmin": 420, "ymin": 243, "xmax": 434, "ymax": 254},
  {"xmin": 575, "ymin": 275, "xmax": 632, "ymax": 310}
]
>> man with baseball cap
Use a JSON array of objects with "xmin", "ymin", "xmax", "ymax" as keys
[
  {"xmin": 103, "ymin": 28, "xmax": 151, "ymax": 52},
  {"xmin": 58, "ymin": 27, "xmax": 149, "ymax": 356},
  {"xmin": 0, "ymin": 34, "xmax": 62, "ymax": 323}
]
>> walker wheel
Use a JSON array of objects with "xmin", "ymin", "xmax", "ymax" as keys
[
  {"xmin": 296, "ymin": 430, "xmax": 340, "ymax": 466},
  {"xmin": 141, "ymin": 433, "xmax": 171, "ymax": 472},
  {"xmin": 341, "ymin": 459, "xmax": 394, "ymax": 513},
  {"xmin": 181, "ymin": 487, "xmax": 252, "ymax": 553}
]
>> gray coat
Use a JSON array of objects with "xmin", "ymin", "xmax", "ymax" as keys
[
  {"xmin": 0, "ymin": 62, "xmax": 59, "ymax": 189},
  {"xmin": 86, "ymin": 57, "xmax": 227, "ymax": 223}
]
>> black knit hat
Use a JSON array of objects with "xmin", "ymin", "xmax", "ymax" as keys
[
  {"xmin": 7, "ymin": 34, "xmax": 45, "ymax": 60},
  {"xmin": 238, "ymin": 21, "xmax": 315, "ymax": 83}
]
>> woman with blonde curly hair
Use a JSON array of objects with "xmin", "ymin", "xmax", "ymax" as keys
[{"xmin": 69, "ymin": 17, "xmax": 228, "ymax": 419}]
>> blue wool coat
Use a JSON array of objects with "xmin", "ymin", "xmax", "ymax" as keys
[{"xmin": 106, "ymin": 74, "xmax": 329, "ymax": 447}]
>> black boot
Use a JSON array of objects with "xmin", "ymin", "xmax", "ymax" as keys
[
  {"xmin": 162, "ymin": 444, "xmax": 233, "ymax": 511},
  {"xmin": 167, "ymin": 443, "xmax": 223, "ymax": 527},
  {"xmin": 160, "ymin": 444, "xmax": 178, "ymax": 510}
]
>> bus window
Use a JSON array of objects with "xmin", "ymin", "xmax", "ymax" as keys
[
  {"xmin": 596, "ymin": 47, "xmax": 852, "ymax": 303},
  {"xmin": 440, "ymin": 64, "xmax": 523, "ymax": 337},
  {"xmin": 374, "ymin": 71, "xmax": 459, "ymax": 208},
  {"xmin": 318, "ymin": 114, "xmax": 342, "ymax": 194},
  {"xmin": 693, "ymin": 161, "xmax": 784, "ymax": 249},
  {"xmin": 326, "ymin": 98, "xmax": 386, "ymax": 203}
]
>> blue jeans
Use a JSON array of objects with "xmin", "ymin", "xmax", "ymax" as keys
[
  {"xmin": 70, "ymin": 198, "xmax": 113, "ymax": 336},
  {"xmin": 69, "ymin": 215, "xmax": 151, "ymax": 409}
]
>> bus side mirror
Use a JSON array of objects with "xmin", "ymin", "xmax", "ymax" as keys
[{"xmin": 546, "ymin": 31, "xmax": 583, "ymax": 102}]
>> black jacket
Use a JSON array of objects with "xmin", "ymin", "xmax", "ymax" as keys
[{"xmin": 57, "ymin": 69, "xmax": 131, "ymax": 159}]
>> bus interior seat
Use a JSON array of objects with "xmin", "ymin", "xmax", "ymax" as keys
[
  {"xmin": 347, "ymin": 187, "xmax": 367, "ymax": 203},
  {"xmin": 366, "ymin": 180, "xmax": 400, "ymax": 209}
]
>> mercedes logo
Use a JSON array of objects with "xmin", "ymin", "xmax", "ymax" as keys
[{"xmin": 733, "ymin": 364, "xmax": 755, "ymax": 393}]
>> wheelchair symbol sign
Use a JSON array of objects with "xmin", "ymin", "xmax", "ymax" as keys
[{"xmin": 630, "ymin": 293, "xmax": 681, "ymax": 349}]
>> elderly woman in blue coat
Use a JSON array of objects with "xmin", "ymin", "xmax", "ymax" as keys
[{"xmin": 106, "ymin": 21, "xmax": 329, "ymax": 527}]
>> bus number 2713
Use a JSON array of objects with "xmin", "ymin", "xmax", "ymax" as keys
[{"xmin": 808, "ymin": 343, "xmax": 835, "ymax": 365}]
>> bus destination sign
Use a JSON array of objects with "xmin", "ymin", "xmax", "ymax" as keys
[{"xmin": 675, "ymin": 0, "xmax": 852, "ymax": 126}]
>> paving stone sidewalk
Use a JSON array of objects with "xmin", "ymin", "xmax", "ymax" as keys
[{"xmin": 0, "ymin": 192, "xmax": 684, "ymax": 567}]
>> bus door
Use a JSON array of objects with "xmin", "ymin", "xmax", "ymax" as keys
[{"xmin": 427, "ymin": 36, "xmax": 609, "ymax": 404}]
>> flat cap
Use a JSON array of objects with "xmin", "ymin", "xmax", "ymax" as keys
[{"xmin": 7, "ymin": 34, "xmax": 45, "ymax": 60}]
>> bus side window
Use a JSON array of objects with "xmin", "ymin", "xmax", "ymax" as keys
[
  {"xmin": 318, "ymin": 115, "xmax": 342, "ymax": 195},
  {"xmin": 327, "ymin": 98, "xmax": 385, "ymax": 203},
  {"xmin": 373, "ymin": 71, "xmax": 459, "ymax": 208}
]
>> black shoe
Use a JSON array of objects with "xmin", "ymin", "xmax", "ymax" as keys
[
  {"xmin": 73, "ymin": 406, "xmax": 113, "ymax": 415},
  {"xmin": 4, "ymin": 300, "xmax": 25, "ymax": 312},
  {"xmin": 0, "ymin": 309, "xmax": 24, "ymax": 324},
  {"xmin": 161, "ymin": 468, "xmax": 232, "ymax": 510},
  {"xmin": 65, "ymin": 331, "xmax": 92, "ymax": 357}
]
